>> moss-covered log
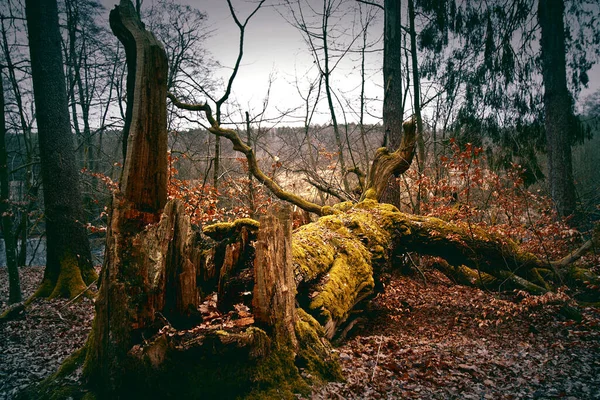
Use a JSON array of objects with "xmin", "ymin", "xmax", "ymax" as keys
[{"xmin": 289, "ymin": 199, "xmax": 569, "ymax": 338}]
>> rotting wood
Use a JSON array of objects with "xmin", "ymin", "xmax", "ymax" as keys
[{"xmin": 253, "ymin": 206, "xmax": 298, "ymax": 348}]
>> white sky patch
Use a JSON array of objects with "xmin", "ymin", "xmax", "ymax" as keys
[{"xmin": 100, "ymin": 0, "xmax": 599, "ymax": 127}]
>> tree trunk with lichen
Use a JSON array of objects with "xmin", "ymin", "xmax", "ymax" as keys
[{"xmin": 25, "ymin": 0, "xmax": 96, "ymax": 300}]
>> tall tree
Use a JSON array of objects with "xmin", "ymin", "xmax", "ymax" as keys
[
  {"xmin": 382, "ymin": 0, "xmax": 403, "ymax": 147},
  {"xmin": 415, "ymin": 0, "xmax": 599, "ymax": 212},
  {"xmin": 378, "ymin": 0, "xmax": 405, "ymax": 207},
  {"xmin": 25, "ymin": 0, "xmax": 95, "ymax": 298},
  {"xmin": 0, "ymin": 67, "xmax": 20, "ymax": 304},
  {"xmin": 538, "ymin": 0, "xmax": 576, "ymax": 217},
  {"xmin": 408, "ymin": 0, "xmax": 425, "ymax": 212}
]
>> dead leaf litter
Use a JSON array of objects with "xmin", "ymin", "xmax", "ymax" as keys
[{"xmin": 1, "ymin": 267, "xmax": 599, "ymax": 399}]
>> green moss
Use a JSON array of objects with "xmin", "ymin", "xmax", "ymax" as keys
[
  {"xmin": 245, "ymin": 309, "xmax": 343, "ymax": 398},
  {"xmin": 80, "ymin": 263, "xmax": 98, "ymax": 286},
  {"xmin": 320, "ymin": 205, "xmax": 340, "ymax": 216},
  {"xmin": 292, "ymin": 222, "xmax": 337, "ymax": 280},
  {"xmin": 28, "ymin": 279, "xmax": 54, "ymax": 302},
  {"xmin": 496, "ymin": 271, "xmax": 547, "ymax": 294},
  {"xmin": 455, "ymin": 265, "xmax": 497, "ymax": 287},
  {"xmin": 526, "ymin": 268, "xmax": 553, "ymax": 291},
  {"xmin": 362, "ymin": 188, "xmax": 377, "ymax": 200},
  {"xmin": 292, "ymin": 202, "xmax": 407, "ymax": 336},
  {"xmin": 55, "ymin": 347, "xmax": 86, "ymax": 378},
  {"xmin": 28, "ymin": 253, "xmax": 91, "ymax": 302},
  {"xmin": 203, "ymin": 218, "xmax": 259, "ymax": 240},
  {"xmin": 49, "ymin": 254, "xmax": 89, "ymax": 299},
  {"xmin": 295, "ymin": 309, "xmax": 342, "ymax": 382},
  {"xmin": 247, "ymin": 333, "xmax": 310, "ymax": 400},
  {"xmin": 332, "ymin": 201, "xmax": 354, "ymax": 212},
  {"xmin": 566, "ymin": 266, "xmax": 596, "ymax": 284},
  {"xmin": 310, "ymin": 254, "xmax": 374, "ymax": 334}
]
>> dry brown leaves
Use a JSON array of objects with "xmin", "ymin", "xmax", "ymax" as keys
[
  {"xmin": 2, "ymin": 267, "xmax": 600, "ymax": 399},
  {"xmin": 309, "ymin": 270, "xmax": 600, "ymax": 399},
  {"xmin": 0, "ymin": 267, "xmax": 96, "ymax": 400}
]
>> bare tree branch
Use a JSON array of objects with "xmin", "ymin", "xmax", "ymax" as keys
[
  {"xmin": 168, "ymin": 93, "xmax": 326, "ymax": 216},
  {"xmin": 356, "ymin": 0, "xmax": 383, "ymax": 11}
]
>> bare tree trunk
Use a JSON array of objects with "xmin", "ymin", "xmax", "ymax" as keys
[
  {"xmin": 245, "ymin": 111, "xmax": 256, "ymax": 216},
  {"xmin": 214, "ymin": 135, "xmax": 220, "ymax": 188},
  {"xmin": 253, "ymin": 206, "xmax": 297, "ymax": 348},
  {"xmin": 408, "ymin": 0, "xmax": 425, "ymax": 213},
  {"xmin": 0, "ymin": 67, "xmax": 21, "ymax": 304},
  {"xmin": 25, "ymin": 0, "xmax": 95, "ymax": 299},
  {"xmin": 363, "ymin": 119, "xmax": 416, "ymax": 201},
  {"xmin": 0, "ymin": 17, "xmax": 33, "ymax": 269},
  {"xmin": 358, "ymin": 10, "xmax": 371, "ymax": 174},
  {"xmin": 538, "ymin": 0, "xmax": 576, "ymax": 218},
  {"xmin": 84, "ymin": 0, "xmax": 171, "ymax": 393},
  {"xmin": 380, "ymin": 0, "xmax": 404, "ymax": 207}
]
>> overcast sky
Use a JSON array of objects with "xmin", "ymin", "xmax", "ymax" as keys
[
  {"xmin": 99, "ymin": 0, "xmax": 600, "ymax": 127},
  {"xmin": 168, "ymin": 0, "xmax": 386, "ymax": 126}
]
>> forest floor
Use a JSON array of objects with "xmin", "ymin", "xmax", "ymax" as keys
[{"xmin": 1, "ymin": 267, "xmax": 600, "ymax": 399}]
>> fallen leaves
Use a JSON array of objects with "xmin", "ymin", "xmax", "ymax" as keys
[
  {"xmin": 1, "ymin": 267, "xmax": 600, "ymax": 399},
  {"xmin": 0, "ymin": 267, "xmax": 96, "ymax": 400},
  {"xmin": 308, "ymin": 270, "xmax": 600, "ymax": 399}
]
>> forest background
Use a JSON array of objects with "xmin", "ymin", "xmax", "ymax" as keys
[{"xmin": 0, "ymin": 0, "xmax": 599, "ymax": 320}]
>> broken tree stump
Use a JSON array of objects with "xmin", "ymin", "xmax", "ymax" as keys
[{"xmin": 253, "ymin": 206, "xmax": 298, "ymax": 348}]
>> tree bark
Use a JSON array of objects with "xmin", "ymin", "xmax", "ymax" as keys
[
  {"xmin": 380, "ymin": 0, "xmax": 404, "ymax": 208},
  {"xmin": 408, "ymin": 0, "xmax": 425, "ymax": 213},
  {"xmin": 25, "ymin": 0, "xmax": 95, "ymax": 299},
  {"xmin": 0, "ymin": 67, "xmax": 21, "ymax": 304},
  {"xmin": 362, "ymin": 118, "xmax": 416, "ymax": 201},
  {"xmin": 253, "ymin": 206, "xmax": 298, "ymax": 348},
  {"xmin": 538, "ymin": 0, "xmax": 577, "ymax": 218},
  {"xmin": 83, "ymin": 0, "xmax": 171, "ymax": 394}
]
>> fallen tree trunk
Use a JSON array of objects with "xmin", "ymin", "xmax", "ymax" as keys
[{"xmin": 289, "ymin": 199, "xmax": 588, "ymax": 338}]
